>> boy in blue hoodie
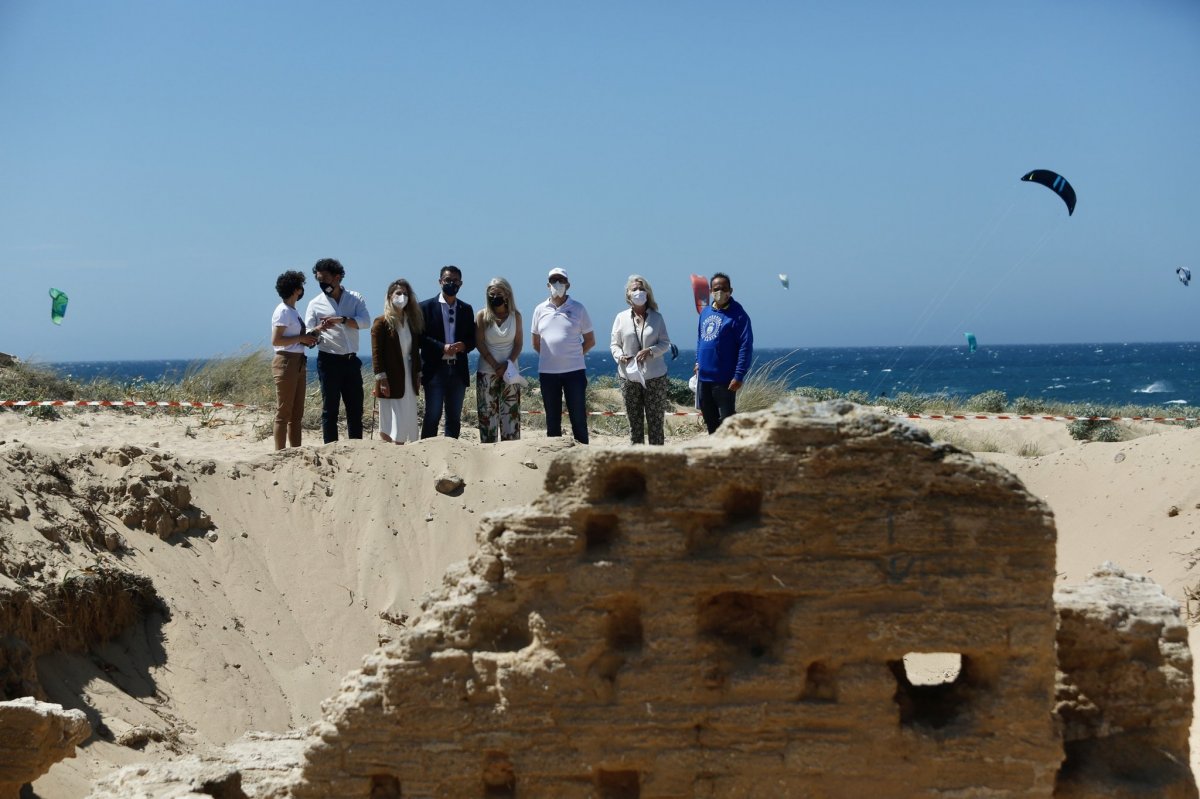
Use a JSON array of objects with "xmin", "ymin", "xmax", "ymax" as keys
[{"xmin": 695, "ymin": 272, "xmax": 753, "ymax": 433}]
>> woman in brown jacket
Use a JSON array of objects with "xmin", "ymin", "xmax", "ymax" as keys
[{"xmin": 371, "ymin": 278, "xmax": 424, "ymax": 443}]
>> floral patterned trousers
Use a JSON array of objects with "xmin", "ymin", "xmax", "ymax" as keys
[
  {"xmin": 476, "ymin": 371, "xmax": 521, "ymax": 443},
  {"xmin": 621, "ymin": 374, "xmax": 669, "ymax": 445}
]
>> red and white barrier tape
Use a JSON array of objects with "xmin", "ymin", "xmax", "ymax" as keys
[
  {"xmin": 1, "ymin": 400, "xmax": 257, "ymax": 409},
  {"xmin": 905, "ymin": 413, "xmax": 1198, "ymax": 423},
  {"xmin": 3, "ymin": 401, "xmax": 1195, "ymax": 423},
  {"xmin": 521, "ymin": 410, "xmax": 703, "ymax": 417}
]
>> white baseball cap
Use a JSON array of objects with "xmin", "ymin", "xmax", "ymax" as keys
[{"xmin": 548, "ymin": 267, "xmax": 569, "ymax": 281}]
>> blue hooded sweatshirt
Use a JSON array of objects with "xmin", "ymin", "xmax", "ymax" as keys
[{"xmin": 696, "ymin": 298, "xmax": 753, "ymax": 384}]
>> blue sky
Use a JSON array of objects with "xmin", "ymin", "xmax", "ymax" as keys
[{"xmin": 2, "ymin": 1, "xmax": 1197, "ymax": 362}]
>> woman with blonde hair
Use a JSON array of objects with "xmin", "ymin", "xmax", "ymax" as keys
[
  {"xmin": 474, "ymin": 277, "xmax": 523, "ymax": 442},
  {"xmin": 610, "ymin": 274, "xmax": 672, "ymax": 445},
  {"xmin": 370, "ymin": 278, "xmax": 424, "ymax": 444}
]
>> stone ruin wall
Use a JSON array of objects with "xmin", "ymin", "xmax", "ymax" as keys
[
  {"xmin": 294, "ymin": 401, "xmax": 1063, "ymax": 798},
  {"xmin": 1055, "ymin": 564, "xmax": 1196, "ymax": 798}
]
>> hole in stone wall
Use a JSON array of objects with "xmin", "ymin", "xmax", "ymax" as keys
[
  {"xmin": 482, "ymin": 751, "xmax": 516, "ymax": 798},
  {"xmin": 1058, "ymin": 738, "xmax": 1191, "ymax": 795},
  {"xmin": 588, "ymin": 650, "xmax": 626, "ymax": 695},
  {"xmin": 583, "ymin": 513, "xmax": 620, "ymax": 558},
  {"xmin": 368, "ymin": 774, "xmax": 401, "ymax": 799},
  {"xmin": 602, "ymin": 466, "xmax": 647, "ymax": 502},
  {"xmin": 475, "ymin": 614, "xmax": 533, "ymax": 652},
  {"xmin": 902, "ymin": 652, "xmax": 962, "ymax": 686},
  {"xmin": 605, "ymin": 598, "xmax": 644, "ymax": 652},
  {"xmin": 890, "ymin": 652, "xmax": 974, "ymax": 731},
  {"xmin": 697, "ymin": 592, "xmax": 793, "ymax": 686},
  {"xmin": 682, "ymin": 487, "xmax": 761, "ymax": 557},
  {"xmin": 587, "ymin": 597, "xmax": 644, "ymax": 700},
  {"xmin": 720, "ymin": 485, "xmax": 762, "ymax": 525},
  {"xmin": 545, "ymin": 460, "xmax": 575, "ymax": 493},
  {"xmin": 683, "ymin": 517, "xmax": 722, "ymax": 557},
  {"xmin": 596, "ymin": 769, "xmax": 640, "ymax": 799},
  {"xmin": 198, "ymin": 773, "xmax": 249, "ymax": 799},
  {"xmin": 799, "ymin": 661, "xmax": 838, "ymax": 703}
]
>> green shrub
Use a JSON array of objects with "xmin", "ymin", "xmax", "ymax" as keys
[
  {"xmin": 879, "ymin": 392, "xmax": 947, "ymax": 416},
  {"xmin": 966, "ymin": 390, "xmax": 1006, "ymax": 414},
  {"xmin": 666, "ymin": 377, "xmax": 694, "ymax": 406},
  {"xmin": 1012, "ymin": 396, "xmax": 1050, "ymax": 415},
  {"xmin": 0, "ymin": 361, "xmax": 79, "ymax": 404},
  {"xmin": 589, "ymin": 374, "xmax": 621, "ymax": 391},
  {"xmin": 843, "ymin": 390, "xmax": 871, "ymax": 405},
  {"xmin": 795, "ymin": 386, "xmax": 842, "ymax": 402},
  {"xmin": 792, "ymin": 386, "xmax": 873, "ymax": 405},
  {"xmin": 1066, "ymin": 405, "xmax": 1120, "ymax": 442}
]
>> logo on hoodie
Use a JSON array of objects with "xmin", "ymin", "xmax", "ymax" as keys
[{"xmin": 700, "ymin": 315, "xmax": 724, "ymax": 342}]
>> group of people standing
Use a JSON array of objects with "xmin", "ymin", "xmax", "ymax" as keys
[{"xmin": 269, "ymin": 261, "xmax": 753, "ymax": 451}]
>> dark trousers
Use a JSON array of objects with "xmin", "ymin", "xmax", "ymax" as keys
[
  {"xmin": 699, "ymin": 380, "xmax": 737, "ymax": 434},
  {"xmin": 316, "ymin": 352, "xmax": 364, "ymax": 443},
  {"xmin": 540, "ymin": 369, "xmax": 588, "ymax": 444},
  {"xmin": 421, "ymin": 361, "xmax": 468, "ymax": 439}
]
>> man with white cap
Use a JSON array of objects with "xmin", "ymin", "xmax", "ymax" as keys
[{"xmin": 530, "ymin": 267, "xmax": 595, "ymax": 443}]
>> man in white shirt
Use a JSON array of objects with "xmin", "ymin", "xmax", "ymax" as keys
[
  {"xmin": 304, "ymin": 258, "xmax": 372, "ymax": 443},
  {"xmin": 531, "ymin": 267, "xmax": 595, "ymax": 443}
]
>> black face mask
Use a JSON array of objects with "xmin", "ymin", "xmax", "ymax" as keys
[
  {"xmin": 488, "ymin": 295, "xmax": 506, "ymax": 308},
  {"xmin": 442, "ymin": 282, "xmax": 460, "ymax": 297},
  {"xmin": 319, "ymin": 281, "xmax": 334, "ymax": 295},
  {"xmin": 297, "ymin": 289, "xmax": 304, "ymax": 301}
]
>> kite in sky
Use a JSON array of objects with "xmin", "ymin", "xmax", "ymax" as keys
[
  {"xmin": 778, "ymin": 273, "xmax": 789, "ymax": 289},
  {"xmin": 1020, "ymin": 169, "xmax": 1076, "ymax": 216},
  {"xmin": 49, "ymin": 288, "xmax": 68, "ymax": 325},
  {"xmin": 964, "ymin": 332, "xmax": 977, "ymax": 353},
  {"xmin": 1177, "ymin": 267, "xmax": 1191, "ymax": 287},
  {"xmin": 690, "ymin": 274, "xmax": 708, "ymax": 314}
]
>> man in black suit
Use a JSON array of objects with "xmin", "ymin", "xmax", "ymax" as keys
[{"xmin": 419, "ymin": 265, "xmax": 476, "ymax": 438}]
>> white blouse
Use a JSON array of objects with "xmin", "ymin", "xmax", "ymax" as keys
[{"xmin": 482, "ymin": 315, "xmax": 517, "ymax": 363}]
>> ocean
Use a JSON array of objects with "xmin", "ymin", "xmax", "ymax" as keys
[{"xmin": 47, "ymin": 342, "xmax": 1200, "ymax": 407}]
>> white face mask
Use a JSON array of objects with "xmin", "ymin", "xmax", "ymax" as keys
[
  {"xmin": 391, "ymin": 293, "xmax": 408, "ymax": 309},
  {"xmin": 711, "ymin": 289, "xmax": 729, "ymax": 306},
  {"xmin": 629, "ymin": 290, "xmax": 647, "ymax": 306},
  {"xmin": 549, "ymin": 283, "xmax": 567, "ymax": 299}
]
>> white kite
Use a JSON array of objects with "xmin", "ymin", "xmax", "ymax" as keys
[{"xmin": 778, "ymin": 273, "xmax": 789, "ymax": 289}]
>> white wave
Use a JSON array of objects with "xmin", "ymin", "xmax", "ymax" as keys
[
  {"xmin": 1165, "ymin": 399, "xmax": 1190, "ymax": 405},
  {"xmin": 1133, "ymin": 380, "xmax": 1173, "ymax": 394}
]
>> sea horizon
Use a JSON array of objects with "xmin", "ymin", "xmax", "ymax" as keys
[{"xmin": 34, "ymin": 340, "xmax": 1200, "ymax": 407}]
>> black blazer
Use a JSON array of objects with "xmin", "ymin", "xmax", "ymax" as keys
[{"xmin": 419, "ymin": 296, "xmax": 477, "ymax": 386}]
